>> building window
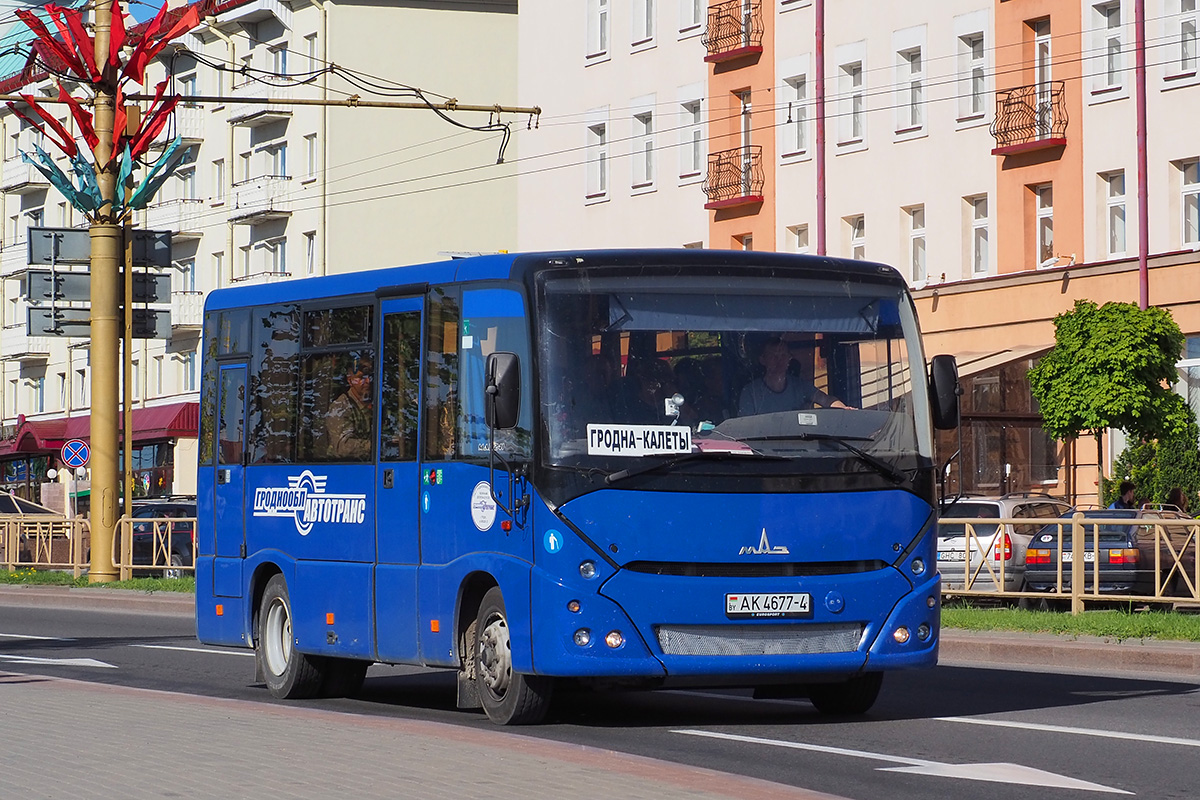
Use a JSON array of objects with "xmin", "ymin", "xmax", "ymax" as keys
[
  {"xmin": 586, "ymin": 121, "xmax": 608, "ymax": 199},
  {"xmin": 178, "ymin": 167, "xmax": 197, "ymax": 201},
  {"xmin": 182, "ymin": 352, "xmax": 197, "ymax": 393},
  {"xmin": 305, "ymin": 134, "xmax": 317, "ymax": 180},
  {"xmin": 588, "ymin": 0, "xmax": 610, "ymax": 59},
  {"xmin": 267, "ymin": 238, "xmax": 287, "ymax": 273},
  {"xmin": 76, "ymin": 368, "xmax": 87, "ymax": 407},
  {"xmin": 783, "ymin": 75, "xmax": 808, "ymax": 156},
  {"xmin": 788, "ymin": 224, "xmax": 809, "ymax": 254},
  {"xmin": 131, "ymin": 360, "xmax": 140, "ymax": 401},
  {"xmin": 32, "ymin": 377, "xmax": 45, "ymax": 413},
  {"xmin": 178, "ymin": 72, "xmax": 198, "ymax": 104},
  {"xmin": 1034, "ymin": 19, "xmax": 1054, "ymax": 137},
  {"xmin": 679, "ymin": 0, "xmax": 703, "ymax": 34},
  {"xmin": 179, "ymin": 258, "xmax": 196, "ymax": 292},
  {"xmin": 737, "ymin": 233, "xmax": 753, "ymax": 251},
  {"xmin": 154, "ymin": 356, "xmax": 164, "ymax": 396},
  {"xmin": 270, "ymin": 44, "xmax": 288, "ymax": 75},
  {"xmin": 1183, "ymin": 159, "xmax": 1200, "ymax": 246},
  {"xmin": 1094, "ymin": 2, "xmax": 1123, "ymax": 90},
  {"xmin": 633, "ymin": 0, "xmax": 655, "ymax": 45},
  {"xmin": 305, "ymin": 231, "xmax": 317, "ymax": 275},
  {"xmin": 908, "ymin": 206, "xmax": 926, "ymax": 282},
  {"xmin": 306, "ymin": 33, "xmax": 319, "ymax": 70},
  {"xmin": 633, "ymin": 111, "xmax": 655, "ymax": 189},
  {"xmin": 1036, "ymin": 184, "xmax": 1055, "ymax": 266},
  {"xmin": 1182, "ymin": 0, "xmax": 1198, "ymax": 73},
  {"xmin": 970, "ymin": 195, "xmax": 989, "ymax": 275},
  {"xmin": 266, "ymin": 143, "xmax": 287, "ymax": 177},
  {"xmin": 212, "ymin": 159, "xmax": 225, "ymax": 202},
  {"xmin": 959, "ymin": 33, "xmax": 986, "ymax": 119},
  {"xmin": 896, "ymin": 47, "xmax": 924, "ymax": 131},
  {"xmin": 679, "ymin": 100, "xmax": 703, "ymax": 178},
  {"xmin": 848, "ymin": 215, "xmax": 866, "ymax": 259},
  {"xmin": 840, "ymin": 62, "xmax": 865, "ymax": 143},
  {"xmin": 1105, "ymin": 171, "xmax": 1127, "ymax": 256}
]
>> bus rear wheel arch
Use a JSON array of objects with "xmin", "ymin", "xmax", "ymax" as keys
[
  {"xmin": 473, "ymin": 586, "xmax": 553, "ymax": 725},
  {"xmin": 257, "ymin": 573, "xmax": 326, "ymax": 699}
]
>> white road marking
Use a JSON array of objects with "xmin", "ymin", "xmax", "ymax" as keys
[
  {"xmin": 0, "ymin": 653, "xmax": 116, "ymax": 669},
  {"xmin": 939, "ymin": 716, "xmax": 1200, "ymax": 749},
  {"xmin": 0, "ymin": 633, "xmax": 73, "ymax": 641},
  {"xmin": 673, "ymin": 729, "xmax": 1131, "ymax": 794},
  {"xmin": 130, "ymin": 644, "xmax": 254, "ymax": 657}
]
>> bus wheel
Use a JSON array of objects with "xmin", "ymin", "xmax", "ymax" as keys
[
  {"xmin": 258, "ymin": 574, "xmax": 325, "ymax": 699},
  {"xmin": 474, "ymin": 587, "xmax": 552, "ymax": 725},
  {"xmin": 808, "ymin": 672, "xmax": 883, "ymax": 716}
]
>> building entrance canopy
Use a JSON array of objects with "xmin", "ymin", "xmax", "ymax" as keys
[{"xmin": 0, "ymin": 402, "xmax": 199, "ymax": 458}]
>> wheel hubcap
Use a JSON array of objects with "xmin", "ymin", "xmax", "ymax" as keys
[
  {"xmin": 263, "ymin": 598, "xmax": 291, "ymax": 677},
  {"xmin": 478, "ymin": 612, "xmax": 511, "ymax": 698}
]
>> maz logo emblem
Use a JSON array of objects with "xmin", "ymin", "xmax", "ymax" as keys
[{"xmin": 740, "ymin": 528, "xmax": 790, "ymax": 556}]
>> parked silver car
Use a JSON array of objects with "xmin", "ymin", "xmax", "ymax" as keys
[{"xmin": 937, "ymin": 493, "xmax": 1072, "ymax": 595}]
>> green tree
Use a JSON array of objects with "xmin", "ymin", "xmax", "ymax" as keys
[
  {"xmin": 1106, "ymin": 422, "xmax": 1200, "ymax": 511},
  {"xmin": 1028, "ymin": 300, "xmax": 1191, "ymax": 490}
]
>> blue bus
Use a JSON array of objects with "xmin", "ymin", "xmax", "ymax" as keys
[{"xmin": 195, "ymin": 249, "xmax": 959, "ymax": 724}]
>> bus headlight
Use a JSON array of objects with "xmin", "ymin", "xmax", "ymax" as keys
[
  {"xmin": 893, "ymin": 626, "xmax": 911, "ymax": 644},
  {"xmin": 605, "ymin": 631, "xmax": 624, "ymax": 648},
  {"xmin": 911, "ymin": 558, "xmax": 926, "ymax": 576},
  {"xmin": 579, "ymin": 561, "xmax": 597, "ymax": 579},
  {"xmin": 573, "ymin": 629, "xmax": 591, "ymax": 646},
  {"xmin": 917, "ymin": 623, "xmax": 931, "ymax": 641}
]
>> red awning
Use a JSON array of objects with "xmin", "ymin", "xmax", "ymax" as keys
[{"xmin": 0, "ymin": 401, "xmax": 199, "ymax": 458}]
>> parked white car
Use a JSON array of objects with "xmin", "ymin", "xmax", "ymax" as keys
[{"xmin": 937, "ymin": 493, "xmax": 1072, "ymax": 596}]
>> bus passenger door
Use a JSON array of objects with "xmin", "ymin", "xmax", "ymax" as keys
[
  {"xmin": 213, "ymin": 364, "xmax": 248, "ymax": 597},
  {"xmin": 374, "ymin": 296, "xmax": 424, "ymax": 662}
]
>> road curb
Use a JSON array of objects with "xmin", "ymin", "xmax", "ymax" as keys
[
  {"xmin": 0, "ymin": 584, "xmax": 194, "ymax": 616},
  {"xmin": 940, "ymin": 629, "xmax": 1200, "ymax": 679}
]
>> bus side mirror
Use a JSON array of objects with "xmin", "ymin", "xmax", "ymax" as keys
[
  {"xmin": 485, "ymin": 352, "xmax": 520, "ymax": 429},
  {"xmin": 929, "ymin": 354, "xmax": 960, "ymax": 430}
]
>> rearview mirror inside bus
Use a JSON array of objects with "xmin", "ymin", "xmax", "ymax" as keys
[
  {"xmin": 929, "ymin": 354, "xmax": 961, "ymax": 431},
  {"xmin": 486, "ymin": 352, "xmax": 521, "ymax": 429}
]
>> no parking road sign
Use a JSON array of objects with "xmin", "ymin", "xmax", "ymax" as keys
[{"xmin": 61, "ymin": 439, "xmax": 90, "ymax": 469}]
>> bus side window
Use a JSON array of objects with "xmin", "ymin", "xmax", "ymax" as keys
[
  {"xmin": 423, "ymin": 287, "xmax": 461, "ymax": 461},
  {"xmin": 380, "ymin": 310, "xmax": 421, "ymax": 461}
]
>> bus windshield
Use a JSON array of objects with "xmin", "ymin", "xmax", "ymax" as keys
[{"xmin": 537, "ymin": 271, "xmax": 933, "ymax": 482}]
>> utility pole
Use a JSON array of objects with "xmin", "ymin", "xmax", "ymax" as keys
[{"xmin": 89, "ymin": 0, "xmax": 120, "ymax": 583}]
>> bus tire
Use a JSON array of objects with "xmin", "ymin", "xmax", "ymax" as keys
[
  {"xmin": 808, "ymin": 672, "xmax": 883, "ymax": 716},
  {"xmin": 258, "ymin": 574, "xmax": 325, "ymax": 699},
  {"xmin": 322, "ymin": 658, "xmax": 370, "ymax": 698},
  {"xmin": 474, "ymin": 586, "xmax": 552, "ymax": 725}
]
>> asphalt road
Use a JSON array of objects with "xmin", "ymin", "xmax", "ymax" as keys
[{"xmin": 2, "ymin": 603, "xmax": 1199, "ymax": 800}]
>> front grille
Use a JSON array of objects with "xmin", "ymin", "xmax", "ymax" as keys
[
  {"xmin": 654, "ymin": 623, "xmax": 864, "ymax": 656},
  {"xmin": 624, "ymin": 560, "xmax": 887, "ymax": 578}
]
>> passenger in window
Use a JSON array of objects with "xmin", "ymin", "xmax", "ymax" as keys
[
  {"xmin": 618, "ymin": 357, "xmax": 677, "ymax": 424},
  {"xmin": 326, "ymin": 354, "xmax": 374, "ymax": 459},
  {"xmin": 737, "ymin": 335, "xmax": 850, "ymax": 416}
]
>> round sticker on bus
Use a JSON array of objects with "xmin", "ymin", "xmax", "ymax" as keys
[
  {"xmin": 471, "ymin": 482, "xmax": 497, "ymax": 531},
  {"xmin": 544, "ymin": 529, "xmax": 564, "ymax": 554}
]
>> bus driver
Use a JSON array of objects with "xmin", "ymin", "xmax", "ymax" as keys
[
  {"xmin": 737, "ymin": 336, "xmax": 851, "ymax": 416},
  {"xmin": 326, "ymin": 354, "xmax": 374, "ymax": 459}
]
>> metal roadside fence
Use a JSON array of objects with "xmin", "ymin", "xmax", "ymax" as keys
[
  {"xmin": 0, "ymin": 516, "xmax": 196, "ymax": 580},
  {"xmin": 938, "ymin": 512, "xmax": 1200, "ymax": 614},
  {"xmin": 0, "ymin": 517, "xmax": 92, "ymax": 578}
]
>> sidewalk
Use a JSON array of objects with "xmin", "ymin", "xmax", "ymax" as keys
[{"xmin": 0, "ymin": 671, "xmax": 850, "ymax": 800}]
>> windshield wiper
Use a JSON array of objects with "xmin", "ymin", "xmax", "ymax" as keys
[
  {"xmin": 604, "ymin": 450, "xmax": 786, "ymax": 486},
  {"xmin": 740, "ymin": 432, "xmax": 910, "ymax": 486}
]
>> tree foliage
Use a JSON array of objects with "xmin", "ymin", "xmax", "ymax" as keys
[
  {"xmin": 1105, "ymin": 421, "xmax": 1200, "ymax": 511},
  {"xmin": 1028, "ymin": 300, "xmax": 1190, "ymax": 441}
]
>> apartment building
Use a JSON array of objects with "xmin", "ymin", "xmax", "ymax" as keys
[
  {"xmin": 516, "ymin": 0, "xmax": 1200, "ymax": 503},
  {"xmin": 0, "ymin": 0, "xmax": 519, "ymax": 504}
]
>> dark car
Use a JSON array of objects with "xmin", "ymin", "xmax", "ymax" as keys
[
  {"xmin": 1024, "ymin": 508, "xmax": 1197, "ymax": 598},
  {"xmin": 128, "ymin": 498, "xmax": 196, "ymax": 578}
]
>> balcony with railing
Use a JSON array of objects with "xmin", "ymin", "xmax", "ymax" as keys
[
  {"xmin": 148, "ymin": 104, "xmax": 204, "ymax": 149},
  {"xmin": 990, "ymin": 81, "xmax": 1068, "ymax": 156},
  {"xmin": 230, "ymin": 270, "xmax": 292, "ymax": 286},
  {"xmin": 145, "ymin": 198, "xmax": 205, "ymax": 237},
  {"xmin": 171, "ymin": 291, "xmax": 203, "ymax": 329},
  {"xmin": 703, "ymin": 0, "xmax": 764, "ymax": 63},
  {"xmin": 228, "ymin": 80, "xmax": 292, "ymax": 127},
  {"xmin": 703, "ymin": 146, "xmax": 764, "ymax": 210},
  {"xmin": 230, "ymin": 176, "xmax": 292, "ymax": 222},
  {"xmin": 1, "ymin": 156, "xmax": 50, "ymax": 194}
]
